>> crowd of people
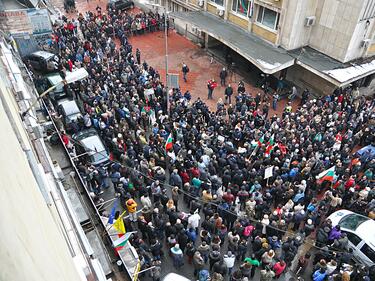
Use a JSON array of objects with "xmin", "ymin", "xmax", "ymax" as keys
[{"xmin": 32, "ymin": 5, "xmax": 375, "ymax": 281}]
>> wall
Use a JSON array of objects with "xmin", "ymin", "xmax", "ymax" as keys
[
  {"xmin": 252, "ymin": 23, "xmax": 277, "ymax": 43},
  {"xmin": 367, "ymin": 42, "xmax": 375, "ymax": 54},
  {"xmin": 286, "ymin": 64, "xmax": 336, "ymax": 95},
  {"xmin": 309, "ymin": 0, "xmax": 363, "ymax": 62},
  {"xmin": 0, "ymin": 10, "xmax": 32, "ymax": 34},
  {"xmin": 280, "ymin": 0, "xmax": 318, "ymax": 50},
  {"xmin": 0, "ymin": 60, "xmax": 82, "ymax": 281},
  {"xmin": 228, "ymin": 12, "xmax": 249, "ymax": 29},
  {"xmin": 207, "ymin": 2, "xmax": 217, "ymax": 14},
  {"xmin": 345, "ymin": 17, "xmax": 375, "ymax": 61}
]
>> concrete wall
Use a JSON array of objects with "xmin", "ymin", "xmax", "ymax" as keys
[
  {"xmin": 286, "ymin": 64, "xmax": 336, "ymax": 95},
  {"xmin": 173, "ymin": 17, "xmax": 205, "ymax": 44},
  {"xmin": 309, "ymin": 0, "xmax": 364, "ymax": 62},
  {"xmin": 345, "ymin": 17, "xmax": 375, "ymax": 61},
  {"xmin": 279, "ymin": 0, "xmax": 318, "ymax": 50},
  {"xmin": 0, "ymin": 59, "xmax": 82, "ymax": 281}
]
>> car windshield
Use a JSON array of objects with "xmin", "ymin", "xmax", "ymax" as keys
[
  {"xmin": 339, "ymin": 214, "xmax": 369, "ymax": 231},
  {"xmin": 90, "ymin": 151, "xmax": 108, "ymax": 163}
]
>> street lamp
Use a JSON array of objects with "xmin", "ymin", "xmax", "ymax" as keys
[{"xmin": 139, "ymin": 0, "xmax": 169, "ymax": 115}]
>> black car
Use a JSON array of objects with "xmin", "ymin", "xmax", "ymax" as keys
[
  {"xmin": 107, "ymin": 0, "xmax": 134, "ymax": 11},
  {"xmin": 24, "ymin": 51, "xmax": 59, "ymax": 73}
]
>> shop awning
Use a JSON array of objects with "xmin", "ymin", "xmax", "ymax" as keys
[
  {"xmin": 289, "ymin": 47, "xmax": 375, "ymax": 87},
  {"xmin": 170, "ymin": 11, "xmax": 295, "ymax": 74}
]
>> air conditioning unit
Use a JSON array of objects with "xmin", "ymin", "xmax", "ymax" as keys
[
  {"xmin": 305, "ymin": 16, "xmax": 316, "ymax": 27},
  {"xmin": 217, "ymin": 8, "xmax": 225, "ymax": 17},
  {"xmin": 198, "ymin": 0, "xmax": 204, "ymax": 7},
  {"xmin": 361, "ymin": 39, "xmax": 371, "ymax": 48}
]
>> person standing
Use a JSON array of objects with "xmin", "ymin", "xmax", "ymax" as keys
[
  {"xmin": 224, "ymin": 84, "xmax": 233, "ymax": 105},
  {"xmin": 223, "ymin": 251, "xmax": 236, "ymax": 275},
  {"xmin": 219, "ymin": 67, "xmax": 228, "ymax": 86},
  {"xmin": 272, "ymin": 93, "xmax": 279, "ymax": 110},
  {"xmin": 182, "ymin": 62, "xmax": 189, "ymax": 82},
  {"xmin": 207, "ymin": 79, "xmax": 218, "ymax": 100},
  {"xmin": 136, "ymin": 48, "xmax": 141, "ymax": 65},
  {"xmin": 126, "ymin": 198, "xmax": 138, "ymax": 222}
]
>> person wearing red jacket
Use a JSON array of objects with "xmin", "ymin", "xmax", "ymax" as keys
[
  {"xmin": 207, "ymin": 79, "xmax": 218, "ymax": 100},
  {"xmin": 273, "ymin": 260, "xmax": 286, "ymax": 278}
]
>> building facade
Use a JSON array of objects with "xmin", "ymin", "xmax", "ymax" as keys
[{"xmin": 160, "ymin": 0, "xmax": 375, "ymax": 95}]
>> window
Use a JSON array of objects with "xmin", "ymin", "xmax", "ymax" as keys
[
  {"xmin": 256, "ymin": 5, "xmax": 279, "ymax": 30},
  {"xmin": 210, "ymin": 0, "xmax": 224, "ymax": 6},
  {"xmin": 232, "ymin": 0, "xmax": 250, "ymax": 17},
  {"xmin": 338, "ymin": 214, "xmax": 369, "ymax": 231},
  {"xmin": 360, "ymin": 244, "xmax": 375, "ymax": 263},
  {"xmin": 342, "ymin": 231, "xmax": 362, "ymax": 246}
]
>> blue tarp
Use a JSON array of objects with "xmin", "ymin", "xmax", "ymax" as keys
[{"xmin": 355, "ymin": 145, "xmax": 375, "ymax": 163}]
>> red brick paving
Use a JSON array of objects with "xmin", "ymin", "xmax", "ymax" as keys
[{"xmin": 59, "ymin": 0, "xmax": 300, "ymax": 115}]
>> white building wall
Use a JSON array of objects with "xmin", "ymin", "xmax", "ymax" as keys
[
  {"xmin": 280, "ymin": 0, "xmax": 318, "ymax": 50},
  {"xmin": 0, "ymin": 60, "xmax": 82, "ymax": 281},
  {"xmin": 309, "ymin": 0, "xmax": 364, "ymax": 62}
]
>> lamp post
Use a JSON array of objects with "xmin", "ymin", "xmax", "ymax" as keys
[{"xmin": 140, "ymin": 0, "xmax": 169, "ymax": 115}]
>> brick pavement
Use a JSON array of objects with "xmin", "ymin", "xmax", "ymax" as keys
[{"xmin": 51, "ymin": 0, "xmax": 300, "ymax": 115}]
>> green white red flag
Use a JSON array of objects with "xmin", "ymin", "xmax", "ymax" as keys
[
  {"xmin": 265, "ymin": 134, "xmax": 275, "ymax": 157},
  {"xmin": 165, "ymin": 133, "xmax": 173, "ymax": 151},
  {"xmin": 316, "ymin": 166, "xmax": 336, "ymax": 184}
]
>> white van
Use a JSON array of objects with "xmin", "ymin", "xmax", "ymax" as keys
[{"xmin": 328, "ymin": 210, "xmax": 375, "ymax": 267}]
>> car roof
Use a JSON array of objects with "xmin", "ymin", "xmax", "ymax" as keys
[
  {"xmin": 356, "ymin": 220, "xmax": 375, "ymax": 246},
  {"xmin": 162, "ymin": 273, "xmax": 191, "ymax": 281},
  {"xmin": 59, "ymin": 100, "xmax": 81, "ymax": 116},
  {"xmin": 46, "ymin": 73, "xmax": 63, "ymax": 85},
  {"xmin": 32, "ymin": 51, "xmax": 55, "ymax": 59},
  {"xmin": 329, "ymin": 210, "xmax": 375, "ymax": 246}
]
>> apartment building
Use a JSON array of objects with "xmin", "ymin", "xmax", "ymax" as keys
[{"xmin": 164, "ymin": 0, "xmax": 375, "ymax": 95}]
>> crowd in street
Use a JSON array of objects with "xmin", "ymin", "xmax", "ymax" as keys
[{"xmin": 33, "ymin": 5, "xmax": 375, "ymax": 281}]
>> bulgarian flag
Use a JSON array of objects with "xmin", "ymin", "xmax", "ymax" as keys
[
  {"xmin": 316, "ymin": 166, "xmax": 336, "ymax": 184},
  {"xmin": 265, "ymin": 134, "xmax": 275, "ymax": 157},
  {"xmin": 113, "ymin": 231, "xmax": 136, "ymax": 252},
  {"xmin": 165, "ymin": 133, "xmax": 173, "ymax": 151},
  {"xmin": 257, "ymin": 135, "xmax": 264, "ymax": 147}
]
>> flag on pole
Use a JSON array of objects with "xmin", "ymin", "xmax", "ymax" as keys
[
  {"xmin": 256, "ymin": 135, "xmax": 264, "ymax": 147},
  {"xmin": 113, "ymin": 210, "xmax": 126, "ymax": 234},
  {"xmin": 265, "ymin": 134, "xmax": 275, "ymax": 157},
  {"xmin": 316, "ymin": 166, "xmax": 336, "ymax": 184},
  {"xmin": 108, "ymin": 199, "xmax": 118, "ymax": 224},
  {"xmin": 165, "ymin": 133, "xmax": 173, "ymax": 151},
  {"xmin": 113, "ymin": 231, "xmax": 136, "ymax": 251}
]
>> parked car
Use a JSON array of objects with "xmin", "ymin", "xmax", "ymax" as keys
[
  {"xmin": 39, "ymin": 68, "xmax": 89, "ymax": 104},
  {"xmin": 24, "ymin": 51, "xmax": 59, "ymax": 72},
  {"xmin": 107, "ymin": 0, "xmax": 134, "ymax": 11},
  {"xmin": 328, "ymin": 210, "xmax": 375, "ymax": 267},
  {"xmin": 56, "ymin": 99, "xmax": 82, "ymax": 132},
  {"xmin": 44, "ymin": 72, "xmax": 67, "ymax": 102},
  {"xmin": 72, "ymin": 128, "xmax": 110, "ymax": 166}
]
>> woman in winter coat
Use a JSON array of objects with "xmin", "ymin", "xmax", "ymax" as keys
[{"xmin": 273, "ymin": 260, "xmax": 287, "ymax": 278}]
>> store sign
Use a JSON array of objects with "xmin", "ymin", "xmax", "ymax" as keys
[{"xmin": 27, "ymin": 9, "xmax": 52, "ymax": 35}]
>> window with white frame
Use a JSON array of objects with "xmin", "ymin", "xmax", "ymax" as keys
[
  {"xmin": 210, "ymin": 0, "xmax": 224, "ymax": 7},
  {"xmin": 256, "ymin": 5, "xmax": 279, "ymax": 30},
  {"xmin": 232, "ymin": 0, "xmax": 250, "ymax": 17}
]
